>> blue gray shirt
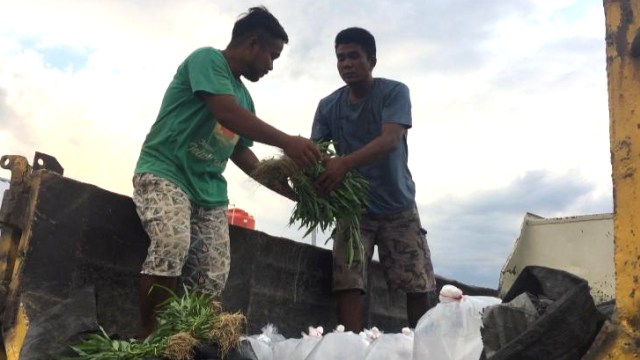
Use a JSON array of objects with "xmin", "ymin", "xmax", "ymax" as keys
[{"xmin": 311, "ymin": 78, "xmax": 416, "ymax": 215}]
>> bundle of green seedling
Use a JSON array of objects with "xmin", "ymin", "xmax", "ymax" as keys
[
  {"xmin": 252, "ymin": 141, "xmax": 369, "ymax": 266},
  {"xmin": 64, "ymin": 286, "xmax": 245, "ymax": 360}
]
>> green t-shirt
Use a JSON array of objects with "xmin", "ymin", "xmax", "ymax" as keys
[{"xmin": 135, "ymin": 47, "xmax": 254, "ymax": 208}]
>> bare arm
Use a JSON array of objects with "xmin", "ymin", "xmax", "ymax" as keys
[
  {"xmin": 200, "ymin": 92, "xmax": 320, "ymax": 169},
  {"xmin": 230, "ymin": 143, "xmax": 260, "ymax": 175},
  {"xmin": 315, "ymin": 123, "xmax": 406, "ymax": 193},
  {"xmin": 230, "ymin": 144, "xmax": 296, "ymax": 201},
  {"xmin": 341, "ymin": 123, "xmax": 406, "ymax": 170}
]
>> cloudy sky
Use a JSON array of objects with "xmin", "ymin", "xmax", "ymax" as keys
[{"xmin": 0, "ymin": 0, "xmax": 612, "ymax": 288}]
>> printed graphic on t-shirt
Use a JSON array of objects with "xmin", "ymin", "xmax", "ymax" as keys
[
  {"xmin": 213, "ymin": 122, "xmax": 239, "ymax": 144},
  {"xmin": 186, "ymin": 122, "xmax": 239, "ymax": 169}
]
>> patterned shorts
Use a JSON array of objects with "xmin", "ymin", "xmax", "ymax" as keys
[
  {"xmin": 332, "ymin": 205, "xmax": 436, "ymax": 293},
  {"xmin": 132, "ymin": 173, "xmax": 230, "ymax": 296}
]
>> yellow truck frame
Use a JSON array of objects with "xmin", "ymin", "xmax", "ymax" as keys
[{"xmin": 592, "ymin": 0, "xmax": 640, "ymax": 358}]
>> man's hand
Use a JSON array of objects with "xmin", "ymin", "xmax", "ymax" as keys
[
  {"xmin": 315, "ymin": 157, "xmax": 350, "ymax": 194},
  {"xmin": 231, "ymin": 145, "xmax": 298, "ymax": 201},
  {"xmin": 282, "ymin": 135, "xmax": 321, "ymax": 169}
]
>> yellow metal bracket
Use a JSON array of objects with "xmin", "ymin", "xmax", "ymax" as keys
[
  {"xmin": 0, "ymin": 156, "xmax": 31, "ymax": 308},
  {"xmin": 0, "ymin": 153, "xmax": 63, "ymax": 359}
]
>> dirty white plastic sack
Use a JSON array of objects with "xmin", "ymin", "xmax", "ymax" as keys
[
  {"xmin": 243, "ymin": 337, "xmax": 273, "ymax": 360},
  {"xmin": 305, "ymin": 325, "xmax": 369, "ymax": 360},
  {"xmin": 364, "ymin": 327, "xmax": 414, "ymax": 360},
  {"xmin": 412, "ymin": 285, "xmax": 502, "ymax": 360},
  {"xmin": 271, "ymin": 338, "xmax": 301, "ymax": 360},
  {"xmin": 242, "ymin": 324, "xmax": 288, "ymax": 360},
  {"xmin": 289, "ymin": 326, "xmax": 323, "ymax": 360},
  {"xmin": 360, "ymin": 327, "xmax": 382, "ymax": 344}
]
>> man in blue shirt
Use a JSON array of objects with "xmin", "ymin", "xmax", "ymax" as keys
[{"xmin": 312, "ymin": 27, "xmax": 437, "ymax": 331}]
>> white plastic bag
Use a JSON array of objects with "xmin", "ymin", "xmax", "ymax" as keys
[
  {"xmin": 304, "ymin": 325, "xmax": 369, "ymax": 360},
  {"xmin": 364, "ymin": 327, "xmax": 414, "ymax": 360},
  {"xmin": 360, "ymin": 327, "xmax": 382, "ymax": 344},
  {"xmin": 243, "ymin": 337, "xmax": 273, "ymax": 360},
  {"xmin": 272, "ymin": 338, "xmax": 301, "ymax": 360},
  {"xmin": 289, "ymin": 326, "xmax": 323, "ymax": 360},
  {"xmin": 413, "ymin": 285, "xmax": 502, "ymax": 360},
  {"xmin": 241, "ymin": 324, "xmax": 284, "ymax": 360}
]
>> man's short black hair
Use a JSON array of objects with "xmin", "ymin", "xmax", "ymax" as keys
[
  {"xmin": 230, "ymin": 6, "xmax": 289, "ymax": 45},
  {"xmin": 335, "ymin": 27, "xmax": 376, "ymax": 59}
]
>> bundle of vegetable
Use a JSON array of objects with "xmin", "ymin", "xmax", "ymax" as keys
[
  {"xmin": 64, "ymin": 286, "xmax": 246, "ymax": 360},
  {"xmin": 251, "ymin": 141, "xmax": 369, "ymax": 266}
]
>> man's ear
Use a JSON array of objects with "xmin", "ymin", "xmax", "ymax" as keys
[
  {"xmin": 246, "ymin": 35, "xmax": 260, "ymax": 52},
  {"xmin": 370, "ymin": 56, "xmax": 377, "ymax": 69},
  {"xmin": 243, "ymin": 35, "xmax": 261, "ymax": 53}
]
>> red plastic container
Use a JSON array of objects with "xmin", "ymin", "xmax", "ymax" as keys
[{"xmin": 227, "ymin": 207, "xmax": 255, "ymax": 230}]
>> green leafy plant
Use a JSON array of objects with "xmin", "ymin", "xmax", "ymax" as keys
[
  {"xmin": 151, "ymin": 287, "xmax": 220, "ymax": 342},
  {"xmin": 63, "ymin": 327, "xmax": 163, "ymax": 359},
  {"xmin": 252, "ymin": 141, "xmax": 369, "ymax": 266},
  {"xmin": 62, "ymin": 286, "xmax": 245, "ymax": 360}
]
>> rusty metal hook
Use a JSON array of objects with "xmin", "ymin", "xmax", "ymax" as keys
[
  {"xmin": 0, "ymin": 156, "xmax": 12, "ymax": 170},
  {"xmin": 631, "ymin": 28, "xmax": 640, "ymax": 58},
  {"xmin": 0, "ymin": 156, "xmax": 30, "ymax": 184}
]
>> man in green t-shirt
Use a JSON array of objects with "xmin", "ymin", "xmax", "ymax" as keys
[{"xmin": 133, "ymin": 6, "xmax": 320, "ymax": 338}]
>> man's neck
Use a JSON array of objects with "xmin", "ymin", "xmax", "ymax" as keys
[
  {"xmin": 348, "ymin": 78, "xmax": 374, "ymax": 102},
  {"xmin": 222, "ymin": 48, "xmax": 243, "ymax": 79}
]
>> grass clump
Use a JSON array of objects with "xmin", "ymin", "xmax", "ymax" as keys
[
  {"xmin": 251, "ymin": 141, "xmax": 369, "ymax": 266},
  {"xmin": 209, "ymin": 312, "xmax": 246, "ymax": 355},
  {"xmin": 63, "ymin": 286, "xmax": 246, "ymax": 360},
  {"xmin": 163, "ymin": 332, "xmax": 198, "ymax": 360}
]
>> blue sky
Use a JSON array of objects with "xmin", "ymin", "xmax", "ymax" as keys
[
  {"xmin": 38, "ymin": 46, "xmax": 90, "ymax": 72},
  {"xmin": 17, "ymin": 38, "xmax": 91, "ymax": 72},
  {"xmin": 0, "ymin": 0, "xmax": 612, "ymax": 289}
]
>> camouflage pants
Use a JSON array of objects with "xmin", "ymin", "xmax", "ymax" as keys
[
  {"xmin": 132, "ymin": 173, "xmax": 230, "ymax": 296},
  {"xmin": 333, "ymin": 205, "xmax": 436, "ymax": 293}
]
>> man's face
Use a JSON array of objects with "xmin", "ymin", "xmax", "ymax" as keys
[
  {"xmin": 336, "ymin": 43, "xmax": 375, "ymax": 85},
  {"xmin": 244, "ymin": 36, "xmax": 284, "ymax": 82}
]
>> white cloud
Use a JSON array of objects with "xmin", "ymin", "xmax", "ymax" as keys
[{"xmin": 0, "ymin": 0, "xmax": 611, "ymax": 287}]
